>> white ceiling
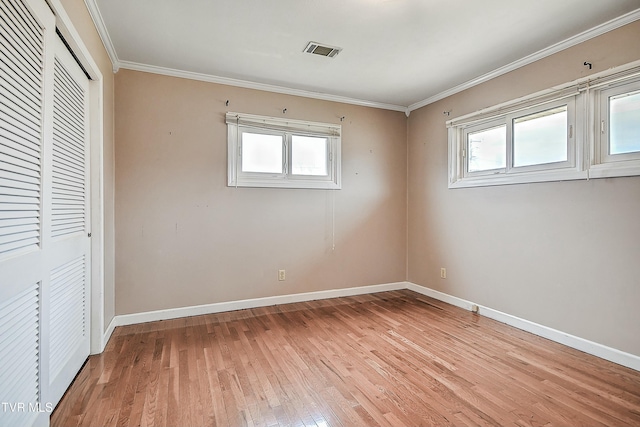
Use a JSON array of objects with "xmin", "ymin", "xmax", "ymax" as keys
[{"xmin": 90, "ymin": 0, "xmax": 640, "ymax": 112}]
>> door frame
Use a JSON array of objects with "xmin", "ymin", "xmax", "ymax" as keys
[{"xmin": 47, "ymin": 0, "xmax": 106, "ymax": 354}]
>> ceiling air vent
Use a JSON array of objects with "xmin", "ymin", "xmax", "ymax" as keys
[{"xmin": 304, "ymin": 42, "xmax": 341, "ymax": 58}]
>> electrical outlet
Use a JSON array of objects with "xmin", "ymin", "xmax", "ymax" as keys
[
  {"xmin": 440, "ymin": 268, "xmax": 446, "ymax": 279},
  {"xmin": 278, "ymin": 269, "xmax": 286, "ymax": 281}
]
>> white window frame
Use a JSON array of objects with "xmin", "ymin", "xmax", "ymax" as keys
[
  {"xmin": 448, "ymin": 61, "xmax": 640, "ymax": 188},
  {"xmin": 448, "ymin": 89, "xmax": 585, "ymax": 188},
  {"xmin": 508, "ymin": 101, "xmax": 576, "ymax": 173},
  {"xmin": 463, "ymin": 120, "xmax": 506, "ymax": 177},
  {"xmin": 227, "ymin": 112, "xmax": 341, "ymax": 189},
  {"xmin": 589, "ymin": 73, "xmax": 640, "ymax": 179}
]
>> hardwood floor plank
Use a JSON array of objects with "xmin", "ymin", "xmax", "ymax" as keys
[
  {"xmin": 203, "ymin": 347, "xmax": 227, "ymax": 426},
  {"xmin": 52, "ymin": 290, "xmax": 640, "ymax": 427}
]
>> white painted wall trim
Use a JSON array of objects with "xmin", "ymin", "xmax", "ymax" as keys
[
  {"xmin": 117, "ymin": 60, "xmax": 408, "ymax": 113},
  {"xmin": 407, "ymin": 283, "xmax": 640, "ymax": 372},
  {"xmin": 406, "ymin": 283, "xmax": 477, "ymax": 311},
  {"xmin": 102, "ymin": 316, "xmax": 116, "ymax": 350},
  {"xmin": 82, "ymin": 0, "xmax": 639, "ymax": 114},
  {"xmin": 106, "ymin": 281, "xmax": 640, "ymax": 372},
  {"xmin": 83, "ymin": 0, "xmax": 120, "ymax": 72},
  {"xmin": 406, "ymin": 8, "xmax": 640, "ymax": 112},
  {"xmin": 114, "ymin": 282, "xmax": 409, "ymax": 327}
]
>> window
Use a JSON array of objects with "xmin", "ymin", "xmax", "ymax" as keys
[
  {"xmin": 466, "ymin": 123, "xmax": 506, "ymax": 173},
  {"xmin": 590, "ymin": 74, "xmax": 640, "ymax": 178},
  {"xmin": 512, "ymin": 105, "xmax": 569, "ymax": 168},
  {"xmin": 227, "ymin": 112, "xmax": 341, "ymax": 189},
  {"xmin": 291, "ymin": 135, "xmax": 329, "ymax": 176},
  {"xmin": 241, "ymin": 131, "xmax": 283, "ymax": 174},
  {"xmin": 449, "ymin": 93, "xmax": 581, "ymax": 187},
  {"xmin": 610, "ymin": 92, "xmax": 640, "ymax": 154},
  {"xmin": 448, "ymin": 63, "xmax": 640, "ymax": 188}
]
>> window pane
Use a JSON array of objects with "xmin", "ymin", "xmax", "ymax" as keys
[
  {"xmin": 610, "ymin": 91, "xmax": 640, "ymax": 155},
  {"xmin": 241, "ymin": 132, "xmax": 283, "ymax": 173},
  {"xmin": 468, "ymin": 126, "xmax": 506, "ymax": 172},
  {"xmin": 291, "ymin": 135, "xmax": 328, "ymax": 176},
  {"xmin": 513, "ymin": 107, "xmax": 567, "ymax": 167}
]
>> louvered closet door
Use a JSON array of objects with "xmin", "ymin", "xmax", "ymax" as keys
[
  {"xmin": 1, "ymin": 0, "xmax": 91, "ymax": 425},
  {"xmin": 46, "ymin": 35, "xmax": 91, "ymax": 408},
  {"xmin": 0, "ymin": 0, "xmax": 54, "ymax": 426}
]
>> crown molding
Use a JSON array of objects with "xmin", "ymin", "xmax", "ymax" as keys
[
  {"xmin": 84, "ymin": 0, "xmax": 120, "ymax": 72},
  {"xmin": 118, "ymin": 61, "xmax": 409, "ymax": 113},
  {"xmin": 407, "ymin": 8, "xmax": 640, "ymax": 113},
  {"xmin": 82, "ymin": 0, "xmax": 637, "ymax": 114}
]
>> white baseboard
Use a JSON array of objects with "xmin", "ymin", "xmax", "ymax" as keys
[
  {"xmin": 406, "ymin": 283, "xmax": 477, "ymax": 311},
  {"xmin": 407, "ymin": 282, "xmax": 640, "ymax": 372},
  {"xmin": 91, "ymin": 316, "xmax": 116, "ymax": 354},
  {"xmin": 113, "ymin": 281, "xmax": 409, "ymax": 328},
  {"xmin": 102, "ymin": 317, "xmax": 116, "ymax": 351},
  {"xmin": 104, "ymin": 280, "xmax": 639, "ymax": 372}
]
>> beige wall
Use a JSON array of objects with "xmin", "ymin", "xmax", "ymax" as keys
[
  {"xmin": 68, "ymin": 0, "xmax": 638, "ymax": 357},
  {"xmin": 408, "ymin": 21, "xmax": 640, "ymax": 356},
  {"xmin": 114, "ymin": 70, "xmax": 407, "ymax": 315},
  {"xmin": 58, "ymin": 0, "xmax": 116, "ymax": 331}
]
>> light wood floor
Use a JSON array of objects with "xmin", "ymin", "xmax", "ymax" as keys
[{"xmin": 52, "ymin": 290, "xmax": 640, "ymax": 426}]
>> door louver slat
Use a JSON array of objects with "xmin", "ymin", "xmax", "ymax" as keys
[
  {"xmin": 0, "ymin": 72, "xmax": 41, "ymax": 114},
  {"xmin": 51, "ymin": 57, "xmax": 85, "ymax": 239},
  {"xmin": 49, "ymin": 256, "xmax": 85, "ymax": 379},
  {"xmin": 0, "ymin": 141, "xmax": 40, "ymax": 168},
  {"xmin": 0, "ymin": 284, "xmax": 40, "ymax": 427},
  {"xmin": 0, "ymin": 34, "xmax": 42, "ymax": 90},
  {"xmin": 0, "ymin": 84, "xmax": 41, "ymax": 131},
  {"xmin": 0, "ymin": 117, "xmax": 41, "ymax": 152},
  {"xmin": 0, "ymin": 0, "xmax": 43, "ymax": 257},
  {"xmin": 0, "ymin": 0, "xmax": 43, "ymax": 54}
]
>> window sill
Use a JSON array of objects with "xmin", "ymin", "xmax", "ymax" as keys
[
  {"xmin": 449, "ymin": 169, "xmax": 588, "ymax": 189},
  {"xmin": 228, "ymin": 177, "xmax": 341, "ymax": 190},
  {"xmin": 588, "ymin": 161, "xmax": 640, "ymax": 180}
]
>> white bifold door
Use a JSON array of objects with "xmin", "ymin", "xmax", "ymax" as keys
[{"xmin": 0, "ymin": 0, "xmax": 91, "ymax": 425}]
